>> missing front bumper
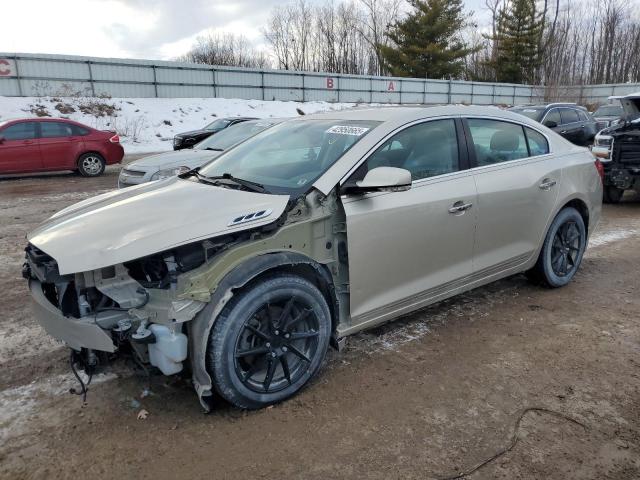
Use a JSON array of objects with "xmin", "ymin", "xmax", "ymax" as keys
[{"xmin": 29, "ymin": 279, "xmax": 117, "ymax": 353}]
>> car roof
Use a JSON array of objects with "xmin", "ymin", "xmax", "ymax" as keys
[{"xmin": 297, "ymin": 105, "xmax": 545, "ymax": 124}]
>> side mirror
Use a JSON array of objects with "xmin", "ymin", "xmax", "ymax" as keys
[
  {"xmin": 543, "ymin": 120, "xmax": 558, "ymax": 128},
  {"xmin": 354, "ymin": 167, "xmax": 412, "ymax": 193},
  {"xmin": 0, "ymin": 135, "xmax": 5, "ymax": 144}
]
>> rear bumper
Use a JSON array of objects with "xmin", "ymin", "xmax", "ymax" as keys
[
  {"xmin": 29, "ymin": 279, "xmax": 116, "ymax": 352},
  {"xmin": 105, "ymin": 144, "xmax": 125, "ymax": 165}
]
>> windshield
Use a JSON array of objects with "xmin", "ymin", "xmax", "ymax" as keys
[
  {"xmin": 198, "ymin": 119, "xmax": 380, "ymax": 194},
  {"xmin": 510, "ymin": 107, "xmax": 544, "ymax": 121},
  {"xmin": 594, "ymin": 105, "xmax": 623, "ymax": 117},
  {"xmin": 204, "ymin": 118, "xmax": 233, "ymax": 131},
  {"xmin": 194, "ymin": 120, "xmax": 279, "ymax": 151}
]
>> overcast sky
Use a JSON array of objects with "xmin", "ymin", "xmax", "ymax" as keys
[{"xmin": 0, "ymin": 0, "xmax": 490, "ymax": 60}]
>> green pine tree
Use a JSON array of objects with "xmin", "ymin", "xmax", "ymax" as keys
[
  {"xmin": 379, "ymin": 0, "xmax": 477, "ymax": 79},
  {"xmin": 487, "ymin": 0, "xmax": 544, "ymax": 84}
]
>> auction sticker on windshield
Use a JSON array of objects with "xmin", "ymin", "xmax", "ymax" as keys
[{"xmin": 326, "ymin": 125, "xmax": 370, "ymax": 136}]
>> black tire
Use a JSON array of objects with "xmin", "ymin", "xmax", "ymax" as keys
[
  {"xmin": 526, "ymin": 207, "xmax": 587, "ymax": 288},
  {"xmin": 603, "ymin": 185, "xmax": 624, "ymax": 204},
  {"xmin": 77, "ymin": 153, "xmax": 106, "ymax": 177},
  {"xmin": 207, "ymin": 274, "xmax": 332, "ymax": 409}
]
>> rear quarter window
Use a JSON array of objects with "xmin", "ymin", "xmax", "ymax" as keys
[{"xmin": 525, "ymin": 128, "xmax": 550, "ymax": 156}]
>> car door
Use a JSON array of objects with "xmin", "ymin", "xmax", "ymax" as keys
[
  {"xmin": 39, "ymin": 121, "xmax": 84, "ymax": 170},
  {"xmin": 558, "ymin": 108, "xmax": 583, "ymax": 144},
  {"xmin": 578, "ymin": 110, "xmax": 597, "ymax": 144},
  {"xmin": 341, "ymin": 118, "xmax": 477, "ymax": 327},
  {"xmin": 464, "ymin": 118, "xmax": 561, "ymax": 276},
  {"xmin": 0, "ymin": 121, "xmax": 42, "ymax": 173}
]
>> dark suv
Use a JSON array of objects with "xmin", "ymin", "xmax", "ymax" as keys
[{"xmin": 509, "ymin": 103, "xmax": 598, "ymax": 146}]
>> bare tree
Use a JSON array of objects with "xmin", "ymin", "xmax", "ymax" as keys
[{"xmin": 179, "ymin": 32, "xmax": 271, "ymax": 68}]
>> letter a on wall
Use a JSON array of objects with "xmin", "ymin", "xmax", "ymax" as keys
[{"xmin": 388, "ymin": 81, "xmax": 395, "ymax": 91}]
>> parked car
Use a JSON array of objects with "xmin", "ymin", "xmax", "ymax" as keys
[
  {"xmin": 173, "ymin": 117, "xmax": 257, "ymax": 150},
  {"xmin": 508, "ymin": 103, "xmax": 598, "ymax": 146},
  {"xmin": 24, "ymin": 106, "xmax": 602, "ymax": 410},
  {"xmin": 591, "ymin": 92, "xmax": 640, "ymax": 203},
  {"xmin": 592, "ymin": 103, "xmax": 624, "ymax": 130},
  {"xmin": 119, "ymin": 119, "xmax": 284, "ymax": 188},
  {"xmin": 0, "ymin": 118, "xmax": 123, "ymax": 177}
]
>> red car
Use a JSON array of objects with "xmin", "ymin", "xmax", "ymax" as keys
[{"xmin": 0, "ymin": 118, "xmax": 124, "ymax": 177}]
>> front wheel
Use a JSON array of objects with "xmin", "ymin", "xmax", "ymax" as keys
[
  {"xmin": 207, "ymin": 274, "xmax": 332, "ymax": 409},
  {"xmin": 603, "ymin": 185, "xmax": 624, "ymax": 204},
  {"xmin": 526, "ymin": 207, "xmax": 587, "ymax": 288},
  {"xmin": 77, "ymin": 153, "xmax": 106, "ymax": 177}
]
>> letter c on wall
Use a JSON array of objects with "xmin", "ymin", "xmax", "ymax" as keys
[{"xmin": 0, "ymin": 59, "xmax": 11, "ymax": 76}]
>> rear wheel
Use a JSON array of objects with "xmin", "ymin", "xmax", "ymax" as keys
[
  {"xmin": 207, "ymin": 274, "xmax": 331, "ymax": 409},
  {"xmin": 77, "ymin": 153, "xmax": 105, "ymax": 177},
  {"xmin": 603, "ymin": 185, "xmax": 624, "ymax": 204},
  {"xmin": 526, "ymin": 207, "xmax": 586, "ymax": 288}
]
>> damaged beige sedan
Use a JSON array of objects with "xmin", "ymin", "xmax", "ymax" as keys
[{"xmin": 24, "ymin": 106, "xmax": 602, "ymax": 410}]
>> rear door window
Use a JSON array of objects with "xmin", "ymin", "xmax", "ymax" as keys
[
  {"xmin": 560, "ymin": 108, "xmax": 579, "ymax": 124},
  {"xmin": 543, "ymin": 109, "xmax": 561, "ymax": 126},
  {"xmin": 2, "ymin": 122, "xmax": 38, "ymax": 140},
  {"xmin": 467, "ymin": 119, "xmax": 528, "ymax": 166},
  {"xmin": 41, "ymin": 122, "xmax": 74, "ymax": 138}
]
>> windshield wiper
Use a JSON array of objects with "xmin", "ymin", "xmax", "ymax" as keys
[
  {"xmin": 198, "ymin": 172, "xmax": 267, "ymax": 193},
  {"xmin": 204, "ymin": 147, "xmax": 224, "ymax": 151}
]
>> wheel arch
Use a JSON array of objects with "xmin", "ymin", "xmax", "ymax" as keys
[
  {"xmin": 188, "ymin": 251, "xmax": 339, "ymax": 411},
  {"xmin": 528, "ymin": 194, "xmax": 592, "ymax": 271},
  {"xmin": 560, "ymin": 197, "xmax": 590, "ymax": 235}
]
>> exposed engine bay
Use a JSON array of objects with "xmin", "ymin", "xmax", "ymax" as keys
[{"xmin": 22, "ymin": 188, "xmax": 348, "ymax": 409}]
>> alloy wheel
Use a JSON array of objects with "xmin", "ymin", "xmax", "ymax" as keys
[
  {"xmin": 233, "ymin": 297, "xmax": 320, "ymax": 393},
  {"xmin": 550, "ymin": 220, "xmax": 582, "ymax": 277},
  {"xmin": 82, "ymin": 156, "xmax": 103, "ymax": 175}
]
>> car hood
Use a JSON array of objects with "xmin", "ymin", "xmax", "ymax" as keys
[
  {"xmin": 175, "ymin": 129, "xmax": 213, "ymax": 138},
  {"xmin": 127, "ymin": 149, "xmax": 222, "ymax": 170},
  {"xmin": 621, "ymin": 93, "xmax": 640, "ymax": 121},
  {"xmin": 28, "ymin": 177, "xmax": 290, "ymax": 275}
]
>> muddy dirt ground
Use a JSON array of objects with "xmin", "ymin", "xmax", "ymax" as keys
[{"xmin": 1, "ymin": 160, "xmax": 639, "ymax": 480}]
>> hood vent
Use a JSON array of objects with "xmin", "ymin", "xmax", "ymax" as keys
[{"xmin": 228, "ymin": 209, "xmax": 273, "ymax": 227}]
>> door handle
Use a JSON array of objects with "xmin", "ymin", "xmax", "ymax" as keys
[
  {"xmin": 560, "ymin": 130, "xmax": 567, "ymax": 134},
  {"xmin": 448, "ymin": 201, "xmax": 473, "ymax": 214},
  {"xmin": 539, "ymin": 179, "xmax": 557, "ymax": 190}
]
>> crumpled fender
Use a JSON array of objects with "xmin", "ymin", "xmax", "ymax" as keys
[{"xmin": 187, "ymin": 251, "xmax": 335, "ymax": 411}]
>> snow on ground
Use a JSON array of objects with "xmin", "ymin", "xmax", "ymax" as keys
[{"xmin": 0, "ymin": 96, "xmax": 366, "ymax": 154}]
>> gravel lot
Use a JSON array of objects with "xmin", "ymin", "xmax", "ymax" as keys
[{"xmin": 1, "ymin": 160, "xmax": 639, "ymax": 479}]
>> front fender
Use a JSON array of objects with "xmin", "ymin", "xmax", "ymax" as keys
[{"xmin": 187, "ymin": 251, "xmax": 335, "ymax": 411}]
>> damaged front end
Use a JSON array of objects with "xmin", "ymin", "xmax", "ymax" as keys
[
  {"xmin": 23, "ymin": 242, "xmax": 210, "ymax": 379},
  {"xmin": 22, "ymin": 181, "xmax": 349, "ymax": 410},
  {"xmin": 598, "ymin": 93, "xmax": 640, "ymax": 192}
]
